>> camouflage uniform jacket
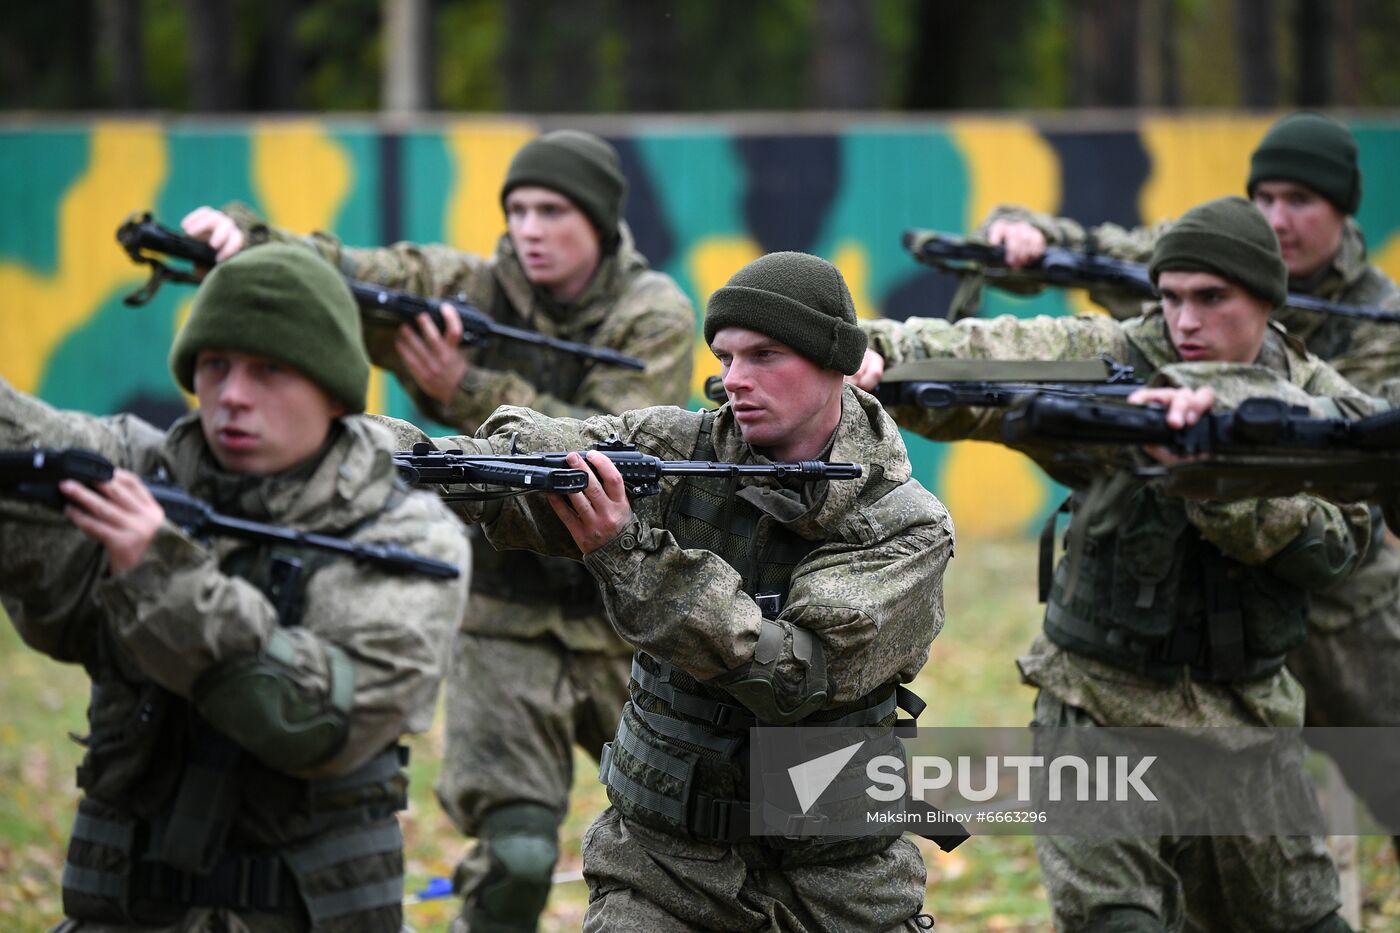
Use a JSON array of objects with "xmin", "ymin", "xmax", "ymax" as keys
[
  {"xmin": 978, "ymin": 207, "xmax": 1400, "ymax": 634},
  {"xmin": 862, "ymin": 311, "xmax": 1373, "ymax": 729},
  {"xmin": 0, "ymin": 377, "xmax": 468, "ymax": 810},
  {"xmin": 383, "ymin": 385, "xmax": 954, "ymax": 712},
  {"xmin": 227, "ymin": 203, "xmax": 695, "ymax": 653},
  {"xmin": 982, "ymin": 206, "xmax": 1400, "ymax": 391}
]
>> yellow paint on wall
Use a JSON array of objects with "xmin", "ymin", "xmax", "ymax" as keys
[
  {"xmin": 1138, "ymin": 116, "xmax": 1273, "ymax": 223},
  {"xmin": 949, "ymin": 119, "xmax": 1060, "ymax": 230},
  {"xmin": 832, "ymin": 241, "xmax": 877, "ymax": 320},
  {"xmin": 687, "ymin": 236, "xmax": 763, "ymax": 399},
  {"xmin": 1372, "ymin": 232, "xmax": 1400, "ymax": 289},
  {"xmin": 251, "ymin": 120, "xmax": 353, "ymax": 235},
  {"xmin": 941, "ymin": 442, "xmax": 1045, "ymax": 538},
  {"xmin": 443, "ymin": 122, "xmax": 539, "ymax": 256},
  {"xmin": 0, "ymin": 122, "xmax": 166, "ymax": 393}
]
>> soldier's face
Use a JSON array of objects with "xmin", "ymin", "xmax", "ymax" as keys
[
  {"xmin": 711, "ymin": 327, "xmax": 845, "ymax": 462},
  {"xmin": 194, "ymin": 350, "xmax": 345, "ymax": 475},
  {"xmin": 1252, "ymin": 180, "xmax": 1346, "ymax": 279},
  {"xmin": 1158, "ymin": 271, "xmax": 1273, "ymax": 364},
  {"xmin": 505, "ymin": 186, "xmax": 602, "ymax": 302}
]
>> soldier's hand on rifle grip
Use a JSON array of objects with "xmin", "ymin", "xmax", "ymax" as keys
[
  {"xmin": 59, "ymin": 470, "xmax": 166, "ymax": 574},
  {"xmin": 180, "ymin": 206, "xmax": 246, "ymax": 263},
  {"xmin": 1128, "ymin": 386, "xmax": 1215, "ymax": 465},
  {"xmin": 987, "ymin": 219, "xmax": 1047, "ymax": 268},
  {"xmin": 398, "ymin": 303, "xmax": 469, "ymax": 403},
  {"xmin": 848, "ymin": 348, "xmax": 885, "ymax": 391},
  {"xmin": 547, "ymin": 450, "xmax": 636, "ymax": 555}
]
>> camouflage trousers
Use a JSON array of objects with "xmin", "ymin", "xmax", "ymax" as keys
[
  {"xmin": 433, "ymin": 632, "xmax": 631, "ymax": 928},
  {"xmin": 1288, "ymin": 601, "xmax": 1400, "ymax": 833},
  {"xmin": 579, "ymin": 807, "xmax": 933, "ymax": 932},
  {"xmin": 1033, "ymin": 691, "xmax": 1342, "ymax": 932}
]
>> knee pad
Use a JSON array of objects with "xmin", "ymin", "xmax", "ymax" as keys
[
  {"xmin": 470, "ymin": 803, "xmax": 560, "ymax": 931},
  {"xmin": 1083, "ymin": 907, "xmax": 1164, "ymax": 933}
]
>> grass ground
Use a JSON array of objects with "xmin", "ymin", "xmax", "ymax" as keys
[{"xmin": 1, "ymin": 538, "xmax": 1397, "ymax": 931}]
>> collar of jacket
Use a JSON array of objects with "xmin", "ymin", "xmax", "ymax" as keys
[
  {"xmin": 706, "ymin": 385, "xmax": 913, "ymax": 542},
  {"xmin": 1124, "ymin": 307, "xmax": 1306, "ymax": 380},
  {"xmin": 492, "ymin": 221, "xmax": 648, "ymax": 336},
  {"xmin": 158, "ymin": 412, "xmax": 400, "ymax": 533}
]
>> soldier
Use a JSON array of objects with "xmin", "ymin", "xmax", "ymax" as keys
[
  {"xmin": 978, "ymin": 111, "xmax": 1400, "ymax": 856},
  {"xmin": 854, "ymin": 197, "xmax": 1367, "ymax": 931},
  {"xmin": 0, "ymin": 244, "xmax": 469, "ymax": 931},
  {"xmin": 182, "ymin": 130, "xmax": 694, "ymax": 931},
  {"xmin": 381, "ymin": 252, "xmax": 954, "ymax": 931}
]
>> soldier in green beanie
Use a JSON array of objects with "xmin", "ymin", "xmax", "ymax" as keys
[
  {"xmin": 853, "ymin": 195, "xmax": 1367, "ymax": 931},
  {"xmin": 180, "ymin": 129, "xmax": 694, "ymax": 932},
  {"xmin": 368, "ymin": 250, "xmax": 953, "ymax": 931},
  {"xmin": 974, "ymin": 111, "xmax": 1400, "ymax": 870},
  {"xmin": 0, "ymin": 244, "xmax": 469, "ymax": 930}
]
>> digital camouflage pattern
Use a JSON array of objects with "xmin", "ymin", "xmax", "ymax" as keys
[
  {"xmin": 976, "ymin": 204, "xmax": 1400, "ymax": 840},
  {"xmin": 1032, "ymin": 691, "xmax": 1342, "ymax": 932},
  {"xmin": 0, "ymin": 377, "xmax": 469, "ymax": 931},
  {"xmin": 860, "ymin": 311, "xmax": 1367, "ymax": 928},
  {"xmin": 381, "ymin": 384, "xmax": 954, "ymax": 930},
  {"xmin": 222, "ymin": 202, "xmax": 696, "ymax": 929}
]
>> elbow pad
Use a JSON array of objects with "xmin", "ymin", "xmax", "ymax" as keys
[
  {"xmin": 710, "ymin": 620, "xmax": 828, "ymax": 725},
  {"xmin": 193, "ymin": 629, "xmax": 354, "ymax": 771},
  {"xmin": 1266, "ymin": 508, "xmax": 1365, "ymax": 591}
]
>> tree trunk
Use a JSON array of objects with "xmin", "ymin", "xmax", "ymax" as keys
[
  {"xmin": 1073, "ymin": 0, "xmax": 1141, "ymax": 107},
  {"xmin": 1294, "ymin": 0, "xmax": 1333, "ymax": 105},
  {"xmin": 184, "ymin": 0, "xmax": 237, "ymax": 111},
  {"xmin": 103, "ymin": 0, "xmax": 146, "ymax": 108},
  {"xmin": 807, "ymin": 0, "xmax": 878, "ymax": 109},
  {"xmin": 1157, "ymin": 0, "xmax": 1181, "ymax": 107},
  {"xmin": 1334, "ymin": 0, "xmax": 1361, "ymax": 106},
  {"xmin": 619, "ymin": 0, "xmax": 681, "ymax": 111},
  {"xmin": 1234, "ymin": 0, "xmax": 1278, "ymax": 108},
  {"xmin": 382, "ymin": 0, "xmax": 433, "ymax": 112}
]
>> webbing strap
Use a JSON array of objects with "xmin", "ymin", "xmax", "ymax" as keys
[
  {"xmin": 62, "ymin": 863, "xmax": 126, "ymax": 900},
  {"xmin": 631, "ymin": 656, "xmax": 754, "ymax": 730},
  {"xmin": 306, "ymin": 744, "xmax": 407, "ymax": 811},
  {"xmin": 598, "ymin": 743, "xmax": 686, "ymax": 822},
  {"xmin": 1039, "ymin": 496, "xmax": 1072, "ymax": 604},
  {"xmin": 634, "ymin": 705, "xmax": 744, "ymax": 757},
  {"xmin": 283, "ymin": 820, "xmax": 402, "ymax": 875},
  {"xmin": 302, "ymin": 877, "xmax": 404, "ymax": 922},
  {"xmin": 70, "ymin": 809, "xmax": 135, "ymax": 850},
  {"xmin": 615, "ymin": 715, "xmax": 695, "ymax": 783}
]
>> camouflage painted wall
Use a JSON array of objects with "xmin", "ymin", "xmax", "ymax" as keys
[{"xmin": 4, "ymin": 116, "xmax": 1400, "ymax": 538}]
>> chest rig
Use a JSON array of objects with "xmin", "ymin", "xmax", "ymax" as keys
[
  {"xmin": 468, "ymin": 275, "xmax": 605, "ymax": 613},
  {"xmin": 62, "ymin": 542, "xmax": 409, "ymax": 931},
  {"xmin": 1041, "ymin": 463, "xmax": 1309, "ymax": 685},
  {"xmin": 598, "ymin": 412, "xmax": 923, "ymax": 859}
]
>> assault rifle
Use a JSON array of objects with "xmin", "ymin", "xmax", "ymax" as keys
[
  {"xmin": 116, "ymin": 212, "xmax": 646, "ymax": 370},
  {"xmin": 903, "ymin": 229, "xmax": 1400, "ymax": 325},
  {"xmin": 397, "ymin": 435, "xmax": 862, "ymax": 499},
  {"xmin": 0, "ymin": 447, "xmax": 461, "ymax": 579},
  {"xmin": 703, "ymin": 357, "xmax": 1143, "ymax": 409},
  {"xmin": 1001, "ymin": 394, "xmax": 1400, "ymax": 502}
]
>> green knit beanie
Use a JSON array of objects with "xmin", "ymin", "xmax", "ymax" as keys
[
  {"xmin": 501, "ymin": 130, "xmax": 627, "ymax": 250},
  {"xmin": 704, "ymin": 252, "xmax": 868, "ymax": 375},
  {"xmin": 170, "ymin": 243, "xmax": 370, "ymax": 413},
  {"xmin": 1148, "ymin": 196, "xmax": 1288, "ymax": 309},
  {"xmin": 1247, "ymin": 112, "xmax": 1361, "ymax": 214}
]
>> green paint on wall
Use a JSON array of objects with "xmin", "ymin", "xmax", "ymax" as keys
[{"xmin": 0, "ymin": 129, "xmax": 89, "ymax": 273}]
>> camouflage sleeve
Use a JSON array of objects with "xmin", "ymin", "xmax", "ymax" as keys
[
  {"xmin": 0, "ymin": 379, "xmax": 164, "ymax": 664},
  {"xmin": 91, "ymin": 480, "xmax": 470, "ymax": 778},
  {"xmin": 861, "ymin": 314, "xmax": 1130, "ymax": 441},
  {"xmin": 977, "ymin": 205, "xmax": 1169, "ymax": 318},
  {"xmin": 1315, "ymin": 289, "xmax": 1400, "ymax": 395},
  {"xmin": 427, "ymin": 278, "xmax": 696, "ymax": 428}
]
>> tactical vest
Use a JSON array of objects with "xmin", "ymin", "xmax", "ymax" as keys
[
  {"xmin": 61, "ymin": 543, "xmax": 410, "ymax": 931},
  {"xmin": 1041, "ymin": 478, "xmax": 1309, "ymax": 684},
  {"xmin": 468, "ymin": 273, "xmax": 607, "ymax": 614},
  {"xmin": 598, "ymin": 412, "xmax": 924, "ymax": 862}
]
